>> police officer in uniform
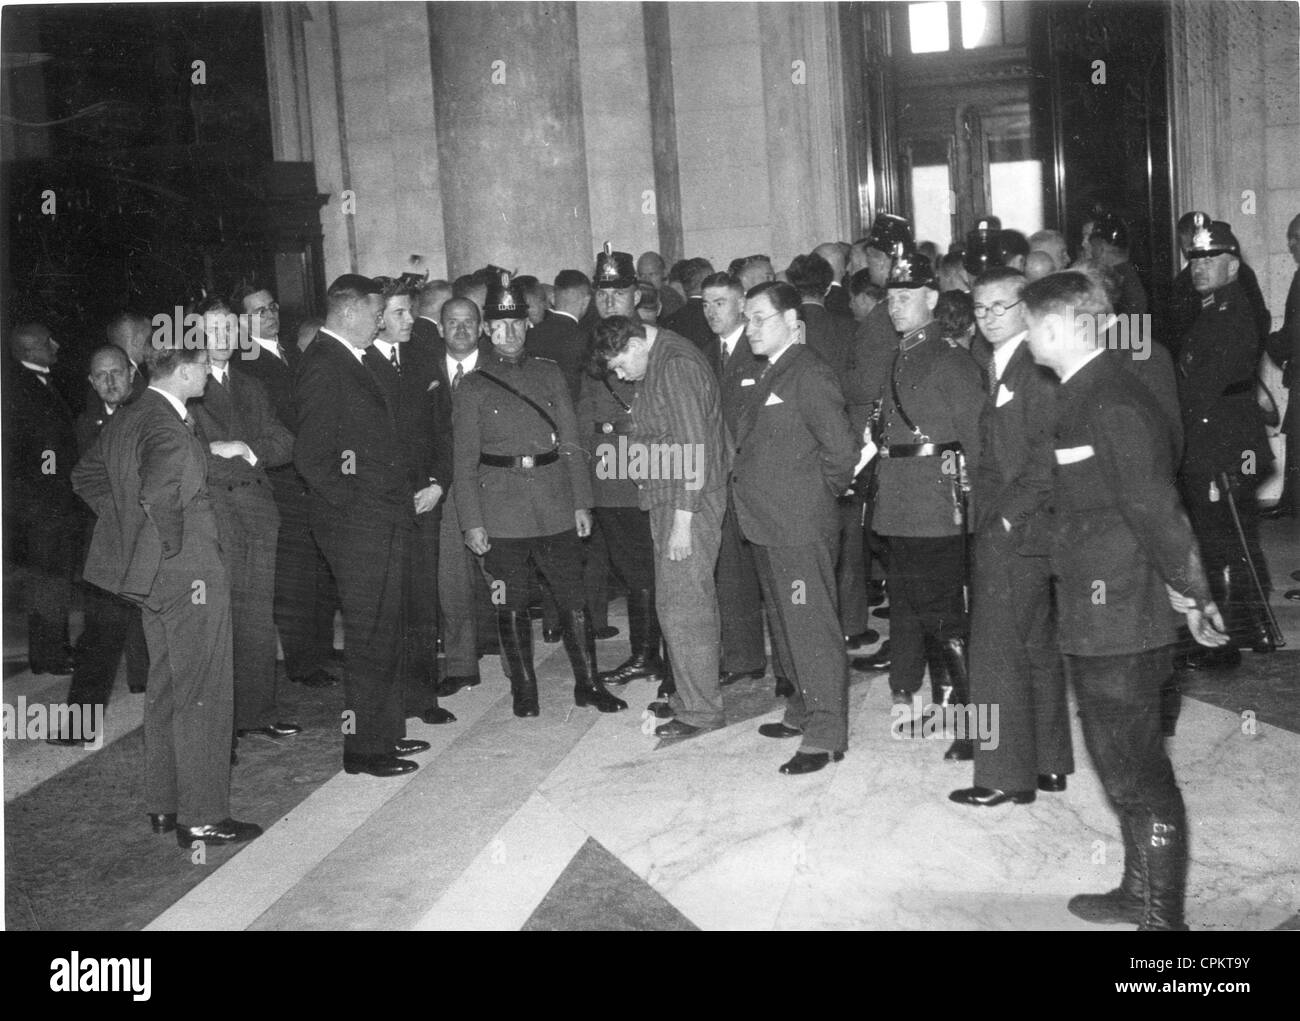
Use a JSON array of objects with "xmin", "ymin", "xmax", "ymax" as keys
[
  {"xmin": 454, "ymin": 273, "xmax": 625, "ymax": 717},
  {"xmin": 1174, "ymin": 219, "xmax": 1275, "ymax": 669},
  {"xmin": 872, "ymin": 247, "xmax": 984, "ymax": 760},
  {"xmin": 580, "ymin": 246, "xmax": 669, "ymax": 693}
]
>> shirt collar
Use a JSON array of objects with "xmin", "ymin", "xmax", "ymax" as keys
[
  {"xmin": 148, "ymin": 385, "xmax": 189, "ymax": 421},
  {"xmin": 448, "ymin": 347, "xmax": 478, "ymax": 372},
  {"xmin": 720, "ymin": 324, "xmax": 745, "ymax": 352},
  {"xmin": 991, "ymin": 331, "xmax": 1027, "ymax": 382},
  {"xmin": 553, "ymin": 309, "xmax": 578, "ymax": 323},
  {"xmin": 20, "ymin": 360, "xmax": 50, "ymax": 376},
  {"xmin": 321, "ymin": 327, "xmax": 366, "ymax": 363},
  {"xmin": 373, "ymin": 339, "xmax": 397, "ymax": 359},
  {"xmin": 253, "ymin": 336, "xmax": 283, "ymax": 360},
  {"xmin": 209, "ymin": 362, "xmax": 229, "ymax": 384}
]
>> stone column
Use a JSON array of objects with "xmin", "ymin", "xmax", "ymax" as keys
[{"xmin": 428, "ymin": 1, "xmax": 593, "ymax": 281}]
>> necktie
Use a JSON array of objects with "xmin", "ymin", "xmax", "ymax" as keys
[
  {"xmin": 721, "ymin": 342, "xmax": 730, "ymax": 366},
  {"xmin": 453, "ymin": 362, "xmax": 464, "ymax": 390},
  {"xmin": 986, "ymin": 356, "xmax": 997, "ymax": 396},
  {"xmin": 389, "ymin": 346, "xmax": 401, "ymax": 375}
]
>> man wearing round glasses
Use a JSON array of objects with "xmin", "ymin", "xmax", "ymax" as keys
[{"xmin": 951, "ymin": 267, "xmax": 1072, "ymax": 808}]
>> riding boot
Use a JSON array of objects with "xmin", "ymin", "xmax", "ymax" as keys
[
  {"xmin": 563, "ymin": 608, "xmax": 626, "ymax": 713},
  {"xmin": 1067, "ymin": 811, "xmax": 1145, "ymax": 924},
  {"xmin": 925, "ymin": 633, "xmax": 950, "ymax": 706},
  {"xmin": 1135, "ymin": 807, "xmax": 1190, "ymax": 931},
  {"xmin": 498, "ymin": 609, "xmax": 539, "ymax": 717},
  {"xmin": 598, "ymin": 589, "xmax": 665, "ymax": 685},
  {"xmin": 1159, "ymin": 671, "xmax": 1182, "ymax": 737},
  {"xmin": 940, "ymin": 636, "xmax": 974, "ymax": 760}
]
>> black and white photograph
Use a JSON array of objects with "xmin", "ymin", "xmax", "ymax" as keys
[{"xmin": 1, "ymin": 0, "xmax": 1297, "ymax": 951}]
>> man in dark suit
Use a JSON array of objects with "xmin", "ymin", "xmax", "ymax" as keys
[
  {"xmin": 233, "ymin": 284, "xmax": 339, "ymax": 690},
  {"xmin": 525, "ymin": 269, "xmax": 590, "ymax": 405},
  {"xmin": 638, "ymin": 251, "xmax": 684, "ymax": 319},
  {"xmin": 432, "ymin": 297, "xmax": 497, "ymax": 697},
  {"xmin": 363, "ymin": 278, "xmax": 455, "ymax": 726},
  {"xmin": 660, "ymin": 257, "xmax": 715, "ymax": 351},
  {"xmin": 814, "ymin": 242, "xmax": 853, "ymax": 318},
  {"xmin": 736, "ymin": 282, "xmax": 859, "ymax": 774},
  {"xmin": 454, "ymin": 274, "xmax": 622, "ymax": 717},
  {"xmin": 3, "ymin": 322, "xmax": 78, "ymax": 675},
  {"xmin": 295, "ymin": 274, "xmax": 427, "ymax": 777},
  {"xmin": 49, "ymin": 345, "xmax": 149, "ymax": 744},
  {"xmin": 1023, "ymin": 270, "xmax": 1228, "ymax": 931},
  {"xmin": 1265, "ymin": 213, "xmax": 1300, "ymax": 522},
  {"xmin": 703, "ymin": 271, "xmax": 780, "ymax": 689},
  {"xmin": 949, "ymin": 268, "xmax": 1072, "ymax": 807},
  {"xmin": 72, "ymin": 342, "xmax": 260, "ymax": 847},
  {"xmin": 597, "ymin": 314, "xmax": 730, "ymax": 737},
  {"xmin": 191, "ymin": 298, "xmax": 301, "ymax": 746}
]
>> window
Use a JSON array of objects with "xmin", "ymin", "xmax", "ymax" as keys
[{"xmin": 904, "ymin": 1, "xmax": 1028, "ymax": 55}]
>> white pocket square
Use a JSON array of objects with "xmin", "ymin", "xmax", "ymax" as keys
[
  {"xmin": 740, "ymin": 378, "xmax": 756, "ymax": 387},
  {"xmin": 1054, "ymin": 445, "xmax": 1095, "ymax": 465},
  {"xmin": 995, "ymin": 384, "xmax": 1014, "ymax": 407},
  {"xmin": 427, "ymin": 379, "xmax": 441, "ymax": 391},
  {"xmin": 764, "ymin": 393, "xmax": 784, "ymax": 406}
]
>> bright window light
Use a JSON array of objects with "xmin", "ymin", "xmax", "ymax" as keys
[
  {"xmin": 909, "ymin": 2, "xmax": 950, "ymax": 54},
  {"xmin": 962, "ymin": 2, "xmax": 992, "ymax": 49}
]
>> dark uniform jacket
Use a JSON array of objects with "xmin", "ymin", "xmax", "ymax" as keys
[
  {"xmin": 72, "ymin": 388, "xmax": 223, "ymax": 611},
  {"xmin": 364, "ymin": 341, "xmax": 454, "ymax": 498},
  {"xmin": 1050, "ymin": 351, "xmax": 1210, "ymax": 656},
  {"xmin": 628, "ymin": 330, "xmax": 729, "ymax": 512},
  {"xmin": 453, "ymin": 349, "xmax": 593, "ymax": 538},
  {"xmin": 578, "ymin": 365, "xmax": 640, "ymax": 508},
  {"xmin": 873, "ymin": 322, "xmax": 985, "ymax": 537},
  {"xmin": 294, "ymin": 331, "xmax": 409, "ymax": 516},
  {"xmin": 192, "ymin": 368, "xmax": 293, "ymax": 549},
  {"xmin": 730, "ymin": 344, "xmax": 857, "ymax": 547},
  {"xmin": 843, "ymin": 302, "xmax": 896, "ymax": 437},
  {"xmin": 525, "ymin": 310, "xmax": 586, "ymax": 405},
  {"xmin": 1168, "ymin": 260, "xmax": 1270, "ymax": 355},
  {"xmin": 1265, "ymin": 267, "xmax": 1299, "ymax": 439},
  {"xmin": 971, "ymin": 336, "xmax": 1057, "ymax": 553},
  {"xmin": 1176, "ymin": 280, "xmax": 1270, "ymax": 479},
  {"xmin": 800, "ymin": 301, "xmax": 854, "ymax": 380}
]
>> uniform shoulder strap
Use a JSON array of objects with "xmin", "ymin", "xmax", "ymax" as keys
[{"xmin": 475, "ymin": 369, "xmax": 558, "ymax": 434}]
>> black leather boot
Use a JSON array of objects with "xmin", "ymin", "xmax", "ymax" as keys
[
  {"xmin": 1159, "ymin": 672, "xmax": 1182, "ymax": 737},
  {"xmin": 1067, "ymin": 811, "xmax": 1145, "ymax": 924},
  {"xmin": 1227, "ymin": 564, "xmax": 1276, "ymax": 654},
  {"xmin": 940, "ymin": 636, "xmax": 974, "ymax": 760},
  {"xmin": 925, "ymin": 633, "xmax": 949, "ymax": 706},
  {"xmin": 598, "ymin": 589, "xmax": 665, "ymax": 685},
  {"xmin": 650, "ymin": 639, "xmax": 676, "ymax": 717},
  {"xmin": 563, "ymin": 608, "xmax": 626, "ymax": 713},
  {"xmin": 1135, "ymin": 809, "xmax": 1190, "ymax": 931},
  {"xmin": 498, "ymin": 610, "xmax": 539, "ymax": 717}
]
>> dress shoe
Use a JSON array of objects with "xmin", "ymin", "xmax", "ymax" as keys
[
  {"xmin": 774, "ymin": 676, "xmax": 795, "ymax": 698},
  {"xmin": 845, "ymin": 629, "xmax": 880, "ymax": 654},
  {"xmin": 944, "ymin": 738, "xmax": 975, "ymax": 761},
  {"xmin": 1037, "ymin": 773, "xmax": 1067, "ymax": 793},
  {"xmin": 343, "ymin": 753, "xmax": 419, "ymax": 777},
  {"xmin": 1175, "ymin": 643, "xmax": 1241, "ymax": 671},
  {"xmin": 128, "ymin": 683, "xmax": 147, "ymax": 694},
  {"xmin": 415, "ymin": 705, "xmax": 456, "ymax": 725},
  {"xmin": 852, "ymin": 641, "xmax": 891, "ymax": 671},
  {"xmin": 655, "ymin": 718, "xmax": 703, "ymax": 738},
  {"xmin": 542, "ymin": 627, "xmax": 562, "ymax": 644},
  {"xmin": 1286, "ymin": 588, "xmax": 1300, "ymax": 602},
  {"xmin": 872, "ymin": 605, "xmax": 890, "ymax": 620},
  {"xmin": 779, "ymin": 750, "xmax": 844, "ymax": 775},
  {"xmin": 237, "ymin": 721, "xmax": 303, "ymax": 739},
  {"xmin": 868, "ymin": 590, "xmax": 886, "ymax": 607},
  {"xmin": 149, "ymin": 813, "xmax": 177, "ymax": 834},
  {"xmin": 435, "ymin": 674, "xmax": 480, "ymax": 697},
  {"xmin": 290, "ymin": 668, "xmax": 339, "ymax": 688},
  {"xmin": 648, "ymin": 700, "xmax": 675, "ymax": 719},
  {"xmin": 31, "ymin": 658, "xmax": 75, "ymax": 676},
  {"xmin": 175, "ymin": 818, "xmax": 263, "ymax": 848},
  {"xmin": 758, "ymin": 722, "xmax": 803, "ymax": 739},
  {"xmin": 949, "ymin": 786, "xmax": 1035, "ymax": 807},
  {"xmin": 719, "ymin": 668, "xmax": 765, "ymax": 686},
  {"xmin": 594, "ymin": 625, "xmax": 620, "ymax": 640},
  {"xmin": 1259, "ymin": 502, "xmax": 1294, "ymax": 519},
  {"xmin": 45, "ymin": 736, "xmax": 85, "ymax": 747},
  {"xmin": 393, "ymin": 738, "xmax": 431, "ymax": 754}
]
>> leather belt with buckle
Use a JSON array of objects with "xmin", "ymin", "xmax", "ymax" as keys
[
  {"xmin": 881, "ymin": 441, "xmax": 961, "ymax": 459},
  {"xmin": 594, "ymin": 421, "xmax": 633, "ymax": 435},
  {"xmin": 479, "ymin": 449, "xmax": 560, "ymax": 469}
]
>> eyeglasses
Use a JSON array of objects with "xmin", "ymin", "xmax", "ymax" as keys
[
  {"xmin": 251, "ymin": 301, "xmax": 279, "ymax": 316},
  {"xmin": 746, "ymin": 310, "xmax": 783, "ymax": 330},
  {"xmin": 973, "ymin": 299, "xmax": 1024, "ymax": 319}
]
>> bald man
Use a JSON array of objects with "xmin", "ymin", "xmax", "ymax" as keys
[{"xmin": 3, "ymin": 323, "xmax": 79, "ymax": 675}]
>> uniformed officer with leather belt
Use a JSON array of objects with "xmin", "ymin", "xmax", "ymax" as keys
[
  {"xmin": 873, "ymin": 246, "xmax": 984, "ymax": 760},
  {"xmin": 454, "ymin": 272, "xmax": 626, "ymax": 717}
]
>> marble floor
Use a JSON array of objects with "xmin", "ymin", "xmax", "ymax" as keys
[{"xmin": 4, "ymin": 516, "xmax": 1298, "ymax": 930}]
